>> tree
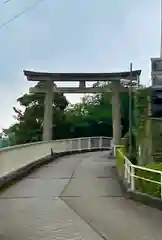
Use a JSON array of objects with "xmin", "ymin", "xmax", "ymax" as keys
[
  {"xmin": 5, "ymin": 92, "xmax": 68, "ymax": 144},
  {"xmin": 64, "ymin": 91, "xmax": 113, "ymax": 138}
]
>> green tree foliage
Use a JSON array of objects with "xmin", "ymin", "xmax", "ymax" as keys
[
  {"xmin": 65, "ymin": 93, "xmax": 113, "ymax": 138},
  {"xmin": 4, "ymin": 92, "xmax": 68, "ymax": 144}
]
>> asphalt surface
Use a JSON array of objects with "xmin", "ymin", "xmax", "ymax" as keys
[{"xmin": 0, "ymin": 151, "xmax": 162, "ymax": 239}]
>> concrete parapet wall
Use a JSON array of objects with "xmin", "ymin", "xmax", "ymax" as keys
[
  {"xmin": 0, "ymin": 140, "xmax": 68, "ymax": 179},
  {"xmin": 0, "ymin": 137, "xmax": 111, "ymax": 191}
]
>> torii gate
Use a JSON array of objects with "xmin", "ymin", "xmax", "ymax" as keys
[{"xmin": 24, "ymin": 70, "xmax": 141, "ymax": 145}]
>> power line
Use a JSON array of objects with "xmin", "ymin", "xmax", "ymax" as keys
[
  {"xmin": 0, "ymin": 0, "xmax": 46, "ymax": 30},
  {"xmin": 4, "ymin": 0, "xmax": 13, "ymax": 3}
]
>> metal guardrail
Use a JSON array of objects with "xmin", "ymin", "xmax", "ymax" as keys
[
  {"xmin": 62, "ymin": 136, "xmax": 112, "ymax": 152},
  {"xmin": 114, "ymin": 146, "xmax": 162, "ymax": 199}
]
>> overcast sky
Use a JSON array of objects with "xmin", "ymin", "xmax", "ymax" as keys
[{"xmin": 0, "ymin": 0, "xmax": 161, "ymax": 130}]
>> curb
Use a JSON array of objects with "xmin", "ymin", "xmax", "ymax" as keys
[{"xmin": 114, "ymin": 167, "xmax": 162, "ymax": 211}]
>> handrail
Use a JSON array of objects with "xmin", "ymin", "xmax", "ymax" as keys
[
  {"xmin": 0, "ymin": 136, "xmax": 112, "ymax": 152},
  {"xmin": 132, "ymin": 164, "xmax": 162, "ymax": 174},
  {"xmin": 115, "ymin": 147, "xmax": 162, "ymax": 199}
]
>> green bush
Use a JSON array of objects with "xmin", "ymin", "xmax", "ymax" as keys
[
  {"xmin": 135, "ymin": 163, "xmax": 162, "ymax": 198},
  {"xmin": 116, "ymin": 145, "xmax": 125, "ymax": 175}
]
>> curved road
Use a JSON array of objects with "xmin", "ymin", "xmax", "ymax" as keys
[{"xmin": 0, "ymin": 151, "xmax": 162, "ymax": 239}]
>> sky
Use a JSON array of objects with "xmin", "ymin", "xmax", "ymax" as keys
[{"xmin": 0, "ymin": 0, "xmax": 161, "ymax": 130}]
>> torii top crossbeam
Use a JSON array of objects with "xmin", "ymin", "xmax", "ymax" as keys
[{"xmin": 24, "ymin": 70, "xmax": 141, "ymax": 82}]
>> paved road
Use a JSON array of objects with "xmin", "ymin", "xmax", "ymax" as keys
[{"xmin": 0, "ymin": 151, "xmax": 162, "ymax": 239}]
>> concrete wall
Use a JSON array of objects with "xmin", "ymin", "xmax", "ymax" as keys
[
  {"xmin": 0, "ymin": 139, "xmax": 71, "ymax": 179},
  {"xmin": 0, "ymin": 137, "xmax": 111, "ymax": 184}
]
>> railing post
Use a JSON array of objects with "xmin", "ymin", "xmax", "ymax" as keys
[
  {"xmin": 128, "ymin": 165, "xmax": 131, "ymax": 184},
  {"xmin": 124, "ymin": 159, "xmax": 127, "ymax": 180},
  {"xmin": 113, "ymin": 145, "xmax": 116, "ymax": 157},
  {"xmin": 131, "ymin": 166, "xmax": 135, "ymax": 191},
  {"xmin": 70, "ymin": 139, "xmax": 73, "ymax": 151},
  {"xmin": 78, "ymin": 138, "xmax": 81, "ymax": 151},
  {"xmin": 88, "ymin": 137, "xmax": 91, "ymax": 151},
  {"xmin": 110, "ymin": 139, "xmax": 112, "ymax": 148},
  {"xmin": 99, "ymin": 137, "xmax": 102, "ymax": 150},
  {"xmin": 161, "ymin": 173, "xmax": 162, "ymax": 199}
]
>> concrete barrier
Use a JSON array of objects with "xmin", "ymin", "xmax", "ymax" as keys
[
  {"xmin": 0, "ymin": 137, "xmax": 111, "ymax": 191},
  {"xmin": 0, "ymin": 140, "xmax": 67, "ymax": 179}
]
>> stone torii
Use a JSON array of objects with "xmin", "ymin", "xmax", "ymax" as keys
[{"xmin": 24, "ymin": 70, "xmax": 141, "ymax": 144}]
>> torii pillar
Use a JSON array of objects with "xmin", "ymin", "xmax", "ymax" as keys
[{"xmin": 43, "ymin": 80, "xmax": 53, "ymax": 141}]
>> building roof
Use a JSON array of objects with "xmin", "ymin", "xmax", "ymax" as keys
[{"xmin": 24, "ymin": 70, "xmax": 142, "ymax": 82}]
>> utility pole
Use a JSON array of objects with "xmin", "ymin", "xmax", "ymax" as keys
[
  {"xmin": 160, "ymin": 0, "xmax": 162, "ymax": 58},
  {"xmin": 129, "ymin": 62, "xmax": 133, "ymax": 156}
]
